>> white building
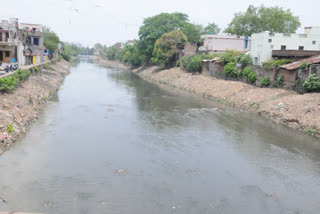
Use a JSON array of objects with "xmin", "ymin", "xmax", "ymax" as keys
[
  {"xmin": 251, "ymin": 27, "xmax": 320, "ymax": 65},
  {"xmin": 199, "ymin": 34, "xmax": 251, "ymax": 53}
]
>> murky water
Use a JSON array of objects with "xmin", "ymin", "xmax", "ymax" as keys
[{"xmin": 1, "ymin": 58, "xmax": 320, "ymax": 214}]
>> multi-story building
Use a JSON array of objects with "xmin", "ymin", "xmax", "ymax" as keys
[
  {"xmin": 199, "ymin": 34, "xmax": 251, "ymax": 53},
  {"xmin": 251, "ymin": 27, "xmax": 320, "ymax": 65},
  {"xmin": 0, "ymin": 18, "xmax": 25, "ymax": 65},
  {"xmin": 20, "ymin": 23, "xmax": 45, "ymax": 65}
]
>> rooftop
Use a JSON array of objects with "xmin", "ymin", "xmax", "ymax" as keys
[{"xmin": 280, "ymin": 54, "xmax": 320, "ymax": 70}]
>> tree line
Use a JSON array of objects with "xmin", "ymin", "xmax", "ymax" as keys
[{"xmin": 95, "ymin": 4, "xmax": 301, "ymax": 68}]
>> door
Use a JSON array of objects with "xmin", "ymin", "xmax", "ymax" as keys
[{"xmin": 0, "ymin": 51, "xmax": 3, "ymax": 61}]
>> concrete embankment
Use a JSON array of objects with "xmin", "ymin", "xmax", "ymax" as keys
[
  {"xmin": 95, "ymin": 57, "xmax": 320, "ymax": 139},
  {"xmin": 0, "ymin": 60, "xmax": 70, "ymax": 154}
]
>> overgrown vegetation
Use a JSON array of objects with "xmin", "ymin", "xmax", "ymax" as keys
[
  {"xmin": 0, "ymin": 69, "xmax": 33, "ymax": 93},
  {"xmin": 238, "ymin": 53, "xmax": 252, "ymax": 67},
  {"xmin": 248, "ymin": 72, "xmax": 257, "ymax": 83},
  {"xmin": 302, "ymin": 74, "xmax": 320, "ymax": 92},
  {"xmin": 260, "ymin": 77, "xmax": 270, "ymax": 86},
  {"xmin": 220, "ymin": 50, "xmax": 241, "ymax": 65},
  {"xmin": 299, "ymin": 62, "xmax": 308, "ymax": 70},
  {"xmin": 240, "ymin": 67, "xmax": 253, "ymax": 77},
  {"xmin": 181, "ymin": 55, "xmax": 202, "ymax": 73},
  {"xmin": 224, "ymin": 62, "xmax": 238, "ymax": 77},
  {"xmin": 276, "ymin": 74, "xmax": 284, "ymax": 83},
  {"xmin": 263, "ymin": 59, "xmax": 293, "ymax": 70}
]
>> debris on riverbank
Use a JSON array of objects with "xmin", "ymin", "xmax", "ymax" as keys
[
  {"xmin": 94, "ymin": 57, "xmax": 320, "ymax": 139},
  {"xmin": 0, "ymin": 60, "xmax": 70, "ymax": 153}
]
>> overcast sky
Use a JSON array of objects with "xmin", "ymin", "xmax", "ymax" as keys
[{"xmin": 1, "ymin": 0, "xmax": 320, "ymax": 47}]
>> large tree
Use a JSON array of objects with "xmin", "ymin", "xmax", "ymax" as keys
[
  {"xmin": 202, "ymin": 23, "xmax": 220, "ymax": 35},
  {"xmin": 43, "ymin": 26, "xmax": 61, "ymax": 57},
  {"xmin": 152, "ymin": 30, "xmax": 187, "ymax": 68},
  {"xmin": 138, "ymin": 12, "xmax": 189, "ymax": 59},
  {"xmin": 224, "ymin": 5, "xmax": 301, "ymax": 36},
  {"xmin": 181, "ymin": 23, "xmax": 203, "ymax": 44}
]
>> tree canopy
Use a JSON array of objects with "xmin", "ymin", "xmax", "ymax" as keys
[
  {"xmin": 152, "ymin": 30, "xmax": 187, "ymax": 68},
  {"xmin": 138, "ymin": 12, "xmax": 189, "ymax": 59},
  {"xmin": 224, "ymin": 5, "xmax": 301, "ymax": 36},
  {"xmin": 181, "ymin": 23, "xmax": 203, "ymax": 44},
  {"xmin": 43, "ymin": 26, "xmax": 61, "ymax": 56},
  {"xmin": 202, "ymin": 23, "xmax": 220, "ymax": 35}
]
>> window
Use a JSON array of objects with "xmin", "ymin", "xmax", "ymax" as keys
[
  {"xmin": 281, "ymin": 45, "xmax": 286, "ymax": 50},
  {"xmin": 269, "ymin": 33, "xmax": 275, "ymax": 37},
  {"xmin": 268, "ymin": 39, "xmax": 272, "ymax": 43},
  {"xmin": 26, "ymin": 37, "xmax": 31, "ymax": 44},
  {"xmin": 299, "ymin": 46, "xmax": 304, "ymax": 50},
  {"xmin": 33, "ymin": 37, "xmax": 39, "ymax": 45},
  {"xmin": 5, "ymin": 51, "xmax": 10, "ymax": 57},
  {"xmin": 313, "ymin": 41, "xmax": 316, "ymax": 45},
  {"xmin": 283, "ymin": 33, "xmax": 291, "ymax": 37}
]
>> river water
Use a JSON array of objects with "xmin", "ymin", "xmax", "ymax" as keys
[{"xmin": 0, "ymin": 58, "xmax": 320, "ymax": 214}]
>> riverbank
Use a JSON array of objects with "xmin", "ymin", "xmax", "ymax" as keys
[
  {"xmin": 94, "ymin": 57, "xmax": 320, "ymax": 139},
  {"xmin": 0, "ymin": 60, "xmax": 70, "ymax": 154}
]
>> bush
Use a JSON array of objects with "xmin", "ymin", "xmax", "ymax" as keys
[
  {"xmin": 43, "ymin": 63, "xmax": 52, "ymax": 70},
  {"xmin": 299, "ymin": 62, "xmax": 308, "ymax": 70},
  {"xmin": 303, "ymin": 74, "xmax": 320, "ymax": 92},
  {"xmin": 13, "ymin": 69, "xmax": 31, "ymax": 82},
  {"xmin": 260, "ymin": 77, "xmax": 270, "ymax": 86},
  {"xmin": 276, "ymin": 74, "xmax": 284, "ymax": 83},
  {"xmin": 238, "ymin": 54, "xmax": 252, "ymax": 67},
  {"xmin": 240, "ymin": 67, "xmax": 253, "ymax": 77},
  {"xmin": 248, "ymin": 72, "xmax": 257, "ymax": 83},
  {"xmin": 0, "ymin": 76, "xmax": 18, "ymax": 93},
  {"xmin": 181, "ymin": 55, "xmax": 202, "ymax": 73},
  {"xmin": 263, "ymin": 59, "xmax": 293, "ymax": 70},
  {"xmin": 31, "ymin": 66, "xmax": 40, "ymax": 73},
  {"xmin": 201, "ymin": 53, "xmax": 221, "ymax": 60},
  {"xmin": 220, "ymin": 50, "xmax": 241, "ymax": 65},
  {"xmin": 224, "ymin": 62, "xmax": 238, "ymax": 77}
]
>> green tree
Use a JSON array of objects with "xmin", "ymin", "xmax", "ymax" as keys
[
  {"xmin": 138, "ymin": 12, "xmax": 189, "ymax": 60},
  {"xmin": 106, "ymin": 46, "xmax": 117, "ymax": 60},
  {"xmin": 181, "ymin": 23, "xmax": 203, "ymax": 44},
  {"xmin": 152, "ymin": 31, "xmax": 187, "ymax": 68},
  {"xmin": 202, "ymin": 23, "xmax": 220, "ymax": 35},
  {"xmin": 225, "ymin": 5, "xmax": 301, "ymax": 35},
  {"xmin": 43, "ymin": 26, "xmax": 61, "ymax": 58},
  {"xmin": 117, "ymin": 42, "xmax": 146, "ymax": 67}
]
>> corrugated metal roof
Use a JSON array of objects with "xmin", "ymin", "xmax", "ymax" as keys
[{"xmin": 280, "ymin": 54, "xmax": 320, "ymax": 70}]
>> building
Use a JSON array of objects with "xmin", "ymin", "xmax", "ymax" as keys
[
  {"xmin": 0, "ymin": 18, "xmax": 25, "ymax": 65},
  {"xmin": 251, "ymin": 27, "xmax": 320, "ymax": 65},
  {"xmin": 199, "ymin": 34, "xmax": 251, "ymax": 53},
  {"xmin": 20, "ymin": 23, "xmax": 45, "ymax": 65}
]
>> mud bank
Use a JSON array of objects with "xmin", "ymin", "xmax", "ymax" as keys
[
  {"xmin": 0, "ymin": 60, "xmax": 70, "ymax": 154},
  {"xmin": 94, "ymin": 57, "xmax": 320, "ymax": 139}
]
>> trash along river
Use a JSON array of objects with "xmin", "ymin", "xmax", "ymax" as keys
[{"xmin": 0, "ymin": 58, "xmax": 320, "ymax": 214}]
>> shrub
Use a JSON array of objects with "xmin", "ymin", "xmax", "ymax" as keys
[
  {"xmin": 260, "ymin": 77, "xmax": 270, "ymax": 86},
  {"xmin": 0, "ymin": 76, "xmax": 18, "ymax": 93},
  {"xmin": 176, "ymin": 60, "xmax": 180, "ymax": 67},
  {"xmin": 238, "ymin": 54, "xmax": 252, "ymax": 67},
  {"xmin": 201, "ymin": 53, "xmax": 221, "ymax": 60},
  {"xmin": 302, "ymin": 74, "xmax": 320, "ymax": 92},
  {"xmin": 224, "ymin": 62, "xmax": 238, "ymax": 77},
  {"xmin": 248, "ymin": 72, "xmax": 257, "ymax": 83},
  {"xmin": 181, "ymin": 55, "xmax": 202, "ymax": 73},
  {"xmin": 7, "ymin": 124, "xmax": 14, "ymax": 133},
  {"xmin": 220, "ymin": 50, "xmax": 241, "ymax": 65},
  {"xmin": 43, "ymin": 63, "xmax": 52, "ymax": 70},
  {"xmin": 299, "ymin": 62, "xmax": 308, "ymax": 70},
  {"xmin": 276, "ymin": 74, "xmax": 284, "ymax": 83},
  {"xmin": 263, "ymin": 59, "xmax": 293, "ymax": 70},
  {"xmin": 241, "ymin": 67, "xmax": 253, "ymax": 77},
  {"xmin": 13, "ymin": 69, "xmax": 31, "ymax": 82}
]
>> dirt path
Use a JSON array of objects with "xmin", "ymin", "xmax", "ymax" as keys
[
  {"xmin": 95, "ymin": 57, "xmax": 320, "ymax": 139},
  {"xmin": 0, "ymin": 60, "xmax": 70, "ymax": 154}
]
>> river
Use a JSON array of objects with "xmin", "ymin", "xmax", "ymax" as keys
[{"xmin": 0, "ymin": 58, "xmax": 320, "ymax": 214}]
